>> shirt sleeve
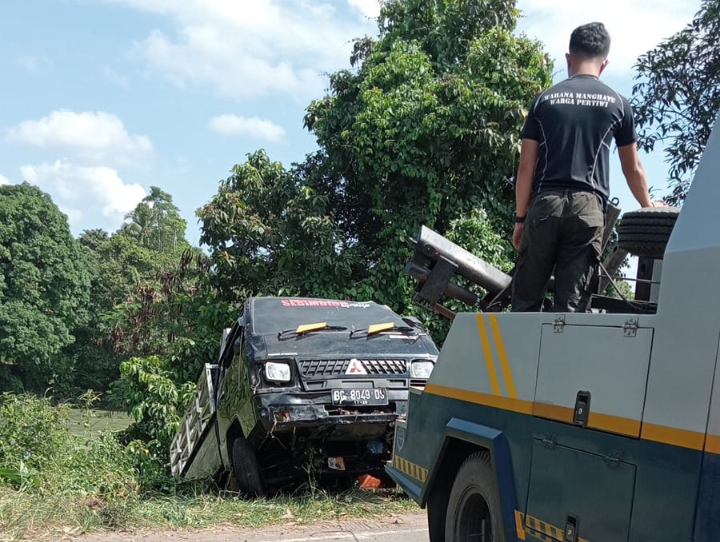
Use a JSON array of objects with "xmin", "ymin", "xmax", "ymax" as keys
[
  {"xmin": 520, "ymin": 96, "xmax": 542, "ymax": 141},
  {"xmin": 614, "ymin": 95, "xmax": 638, "ymax": 147}
]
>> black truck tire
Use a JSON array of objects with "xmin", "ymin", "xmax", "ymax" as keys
[
  {"xmin": 616, "ymin": 207, "xmax": 680, "ymax": 259},
  {"xmin": 231, "ymin": 437, "xmax": 265, "ymax": 498},
  {"xmin": 444, "ymin": 452, "xmax": 506, "ymax": 542}
]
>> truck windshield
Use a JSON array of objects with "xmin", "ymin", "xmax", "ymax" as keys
[{"xmin": 250, "ymin": 298, "xmax": 408, "ymax": 336}]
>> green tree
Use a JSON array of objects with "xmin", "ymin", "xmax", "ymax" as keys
[
  {"xmin": 303, "ymin": 0, "xmax": 551, "ymax": 309},
  {"xmin": 198, "ymin": 0, "xmax": 552, "ymax": 328},
  {"xmin": 631, "ymin": 0, "xmax": 720, "ymax": 204},
  {"xmin": 0, "ymin": 183, "xmax": 93, "ymax": 392},
  {"xmin": 62, "ymin": 230, "xmax": 171, "ymax": 399},
  {"xmin": 120, "ymin": 186, "xmax": 188, "ymax": 255},
  {"xmin": 198, "ymin": 150, "xmax": 358, "ymax": 301}
]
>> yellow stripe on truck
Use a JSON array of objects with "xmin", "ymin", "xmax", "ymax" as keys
[
  {"xmin": 533, "ymin": 403, "xmax": 641, "ymax": 438},
  {"xmin": 476, "ymin": 314, "xmax": 501, "ymax": 396},
  {"xmin": 424, "ymin": 384, "xmax": 714, "ymax": 453},
  {"xmin": 487, "ymin": 314, "xmax": 518, "ymax": 398},
  {"xmin": 424, "ymin": 383, "xmax": 534, "ymax": 415},
  {"xmin": 641, "ymin": 422, "xmax": 706, "ymax": 451}
]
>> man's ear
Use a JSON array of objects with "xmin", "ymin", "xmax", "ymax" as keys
[{"xmin": 599, "ymin": 58, "xmax": 609, "ymax": 75}]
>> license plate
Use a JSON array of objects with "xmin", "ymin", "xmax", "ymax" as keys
[{"xmin": 332, "ymin": 388, "xmax": 388, "ymax": 406}]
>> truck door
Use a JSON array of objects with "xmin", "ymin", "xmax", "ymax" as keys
[{"xmin": 524, "ymin": 318, "xmax": 653, "ymax": 542}]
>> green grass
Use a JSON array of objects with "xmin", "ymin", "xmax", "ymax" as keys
[
  {"xmin": 66, "ymin": 409, "xmax": 132, "ymax": 439},
  {"xmin": 0, "ymin": 486, "xmax": 420, "ymax": 542},
  {"xmin": 1, "ymin": 398, "xmax": 420, "ymax": 542}
]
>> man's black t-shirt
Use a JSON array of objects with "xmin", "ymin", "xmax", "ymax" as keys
[{"xmin": 520, "ymin": 74, "xmax": 637, "ymax": 202}]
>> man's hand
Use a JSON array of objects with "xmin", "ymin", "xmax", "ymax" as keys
[
  {"xmin": 513, "ymin": 223, "xmax": 524, "ymax": 250},
  {"xmin": 650, "ymin": 200, "xmax": 669, "ymax": 208}
]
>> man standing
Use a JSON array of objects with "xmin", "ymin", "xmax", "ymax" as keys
[{"xmin": 511, "ymin": 22, "xmax": 658, "ymax": 313}]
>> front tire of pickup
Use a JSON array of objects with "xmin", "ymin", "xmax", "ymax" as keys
[
  {"xmin": 231, "ymin": 437, "xmax": 264, "ymax": 498},
  {"xmin": 444, "ymin": 452, "xmax": 505, "ymax": 542}
]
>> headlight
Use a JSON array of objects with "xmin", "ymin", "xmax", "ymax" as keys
[
  {"xmin": 411, "ymin": 361, "xmax": 434, "ymax": 379},
  {"xmin": 265, "ymin": 362, "xmax": 291, "ymax": 383}
]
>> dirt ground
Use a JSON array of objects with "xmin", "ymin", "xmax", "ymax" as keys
[{"xmin": 61, "ymin": 512, "xmax": 428, "ymax": 542}]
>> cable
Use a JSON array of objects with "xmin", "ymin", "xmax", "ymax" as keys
[{"xmin": 597, "ymin": 261, "xmax": 655, "ymax": 313}]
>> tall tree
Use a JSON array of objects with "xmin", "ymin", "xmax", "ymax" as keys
[
  {"xmin": 120, "ymin": 186, "xmax": 188, "ymax": 255},
  {"xmin": 631, "ymin": 0, "xmax": 720, "ymax": 204},
  {"xmin": 198, "ymin": 151, "xmax": 357, "ymax": 302},
  {"xmin": 0, "ymin": 183, "xmax": 93, "ymax": 392},
  {"xmin": 198, "ymin": 0, "xmax": 552, "ymax": 336},
  {"xmin": 302, "ymin": 0, "xmax": 552, "ymax": 309}
]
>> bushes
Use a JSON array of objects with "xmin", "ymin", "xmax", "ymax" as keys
[
  {"xmin": 0, "ymin": 392, "xmax": 148, "ymax": 496},
  {"xmin": 0, "ymin": 394, "xmax": 70, "ymax": 473}
]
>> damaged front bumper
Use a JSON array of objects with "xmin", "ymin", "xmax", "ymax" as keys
[{"xmin": 254, "ymin": 389, "xmax": 408, "ymax": 438}]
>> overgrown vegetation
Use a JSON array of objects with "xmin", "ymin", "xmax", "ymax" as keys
[
  {"xmin": 0, "ymin": 394, "xmax": 416, "ymax": 541},
  {"xmin": 0, "ymin": 0, "xmax": 716, "ymax": 538}
]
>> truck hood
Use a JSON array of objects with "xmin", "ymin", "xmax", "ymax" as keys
[{"xmin": 248, "ymin": 332, "xmax": 438, "ymax": 361}]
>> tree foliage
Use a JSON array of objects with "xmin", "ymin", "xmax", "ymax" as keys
[
  {"xmin": 200, "ymin": 0, "xmax": 553, "ymax": 320},
  {"xmin": 0, "ymin": 184, "xmax": 93, "ymax": 391},
  {"xmin": 631, "ymin": 0, "xmax": 720, "ymax": 204},
  {"xmin": 198, "ymin": 151, "xmax": 358, "ymax": 301},
  {"xmin": 120, "ymin": 186, "xmax": 188, "ymax": 255}
]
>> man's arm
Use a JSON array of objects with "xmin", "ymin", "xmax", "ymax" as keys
[
  {"xmin": 513, "ymin": 138, "xmax": 539, "ymax": 249},
  {"xmin": 618, "ymin": 143, "xmax": 653, "ymax": 208}
]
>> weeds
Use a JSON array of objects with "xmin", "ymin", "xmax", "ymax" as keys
[{"xmin": 0, "ymin": 394, "xmax": 418, "ymax": 541}]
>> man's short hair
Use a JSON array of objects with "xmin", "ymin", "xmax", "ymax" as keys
[{"xmin": 569, "ymin": 22, "xmax": 611, "ymax": 60}]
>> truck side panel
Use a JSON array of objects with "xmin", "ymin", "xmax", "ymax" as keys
[
  {"xmin": 694, "ymin": 336, "xmax": 720, "ymax": 541},
  {"xmin": 389, "ymin": 311, "xmax": 704, "ymax": 542}
]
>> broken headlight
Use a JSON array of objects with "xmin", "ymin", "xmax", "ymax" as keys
[
  {"xmin": 410, "ymin": 360, "xmax": 434, "ymax": 379},
  {"xmin": 265, "ymin": 362, "xmax": 291, "ymax": 383}
]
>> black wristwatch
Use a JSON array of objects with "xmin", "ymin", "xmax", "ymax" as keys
[{"xmin": 514, "ymin": 215, "xmax": 526, "ymax": 224}]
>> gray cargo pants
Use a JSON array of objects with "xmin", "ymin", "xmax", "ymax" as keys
[{"xmin": 511, "ymin": 188, "xmax": 604, "ymax": 313}]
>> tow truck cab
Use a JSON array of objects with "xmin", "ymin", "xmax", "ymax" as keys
[{"xmin": 387, "ymin": 116, "xmax": 720, "ymax": 542}]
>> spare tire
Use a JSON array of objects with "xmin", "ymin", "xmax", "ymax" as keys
[{"xmin": 617, "ymin": 207, "xmax": 680, "ymax": 259}]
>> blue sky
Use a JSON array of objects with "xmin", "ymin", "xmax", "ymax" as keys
[{"xmin": 0, "ymin": 0, "xmax": 701, "ymax": 249}]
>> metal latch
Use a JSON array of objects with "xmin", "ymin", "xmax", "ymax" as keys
[
  {"xmin": 623, "ymin": 317, "xmax": 638, "ymax": 337},
  {"xmin": 553, "ymin": 315, "xmax": 565, "ymax": 333},
  {"xmin": 541, "ymin": 435, "xmax": 556, "ymax": 449},
  {"xmin": 573, "ymin": 391, "xmax": 591, "ymax": 427},
  {"xmin": 564, "ymin": 515, "xmax": 579, "ymax": 542}
]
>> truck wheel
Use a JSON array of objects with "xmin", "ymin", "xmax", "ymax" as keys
[
  {"xmin": 445, "ymin": 452, "xmax": 505, "ymax": 542},
  {"xmin": 617, "ymin": 207, "xmax": 680, "ymax": 259},
  {"xmin": 231, "ymin": 437, "xmax": 265, "ymax": 498}
]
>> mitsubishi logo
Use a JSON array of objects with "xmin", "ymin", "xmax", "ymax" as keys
[{"xmin": 346, "ymin": 358, "xmax": 367, "ymax": 375}]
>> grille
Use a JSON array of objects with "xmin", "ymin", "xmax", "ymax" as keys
[{"xmin": 298, "ymin": 358, "xmax": 407, "ymax": 377}]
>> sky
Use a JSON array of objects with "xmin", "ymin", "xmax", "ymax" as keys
[{"xmin": 0, "ymin": 0, "xmax": 702, "ymax": 251}]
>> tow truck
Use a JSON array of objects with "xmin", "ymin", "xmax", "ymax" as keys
[
  {"xmin": 386, "ymin": 116, "xmax": 720, "ymax": 542},
  {"xmin": 169, "ymin": 296, "xmax": 438, "ymax": 496}
]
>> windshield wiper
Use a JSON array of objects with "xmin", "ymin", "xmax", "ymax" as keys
[
  {"xmin": 277, "ymin": 322, "xmax": 347, "ymax": 339},
  {"xmin": 350, "ymin": 322, "xmax": 426, "ymax": 338}
]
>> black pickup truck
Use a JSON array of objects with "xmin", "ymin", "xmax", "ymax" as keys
[{"xmin": 170, "ymin": 296, "xmax": 439, "ymax": 495}]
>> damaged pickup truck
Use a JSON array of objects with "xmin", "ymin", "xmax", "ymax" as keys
[{"xmin": 170, "ymin": 296, "xmax": 439, "ymax": 496}]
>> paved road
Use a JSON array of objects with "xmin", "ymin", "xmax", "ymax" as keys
[{"xmin": 67, "ymin": 513, "xmax": 429, "ymax": 542}]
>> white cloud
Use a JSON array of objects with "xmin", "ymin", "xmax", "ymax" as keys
[
  {"xmin": 103, "ymin": 65, "xmax": 130, "ymax": 87},
  {"xmin": 0, "ymin": 174, "xmax": 9, "ymax": 186},
  {"xmin": 100, "ymin": 0, "xmax": 377, "ymax": 100},
  {"xmin": 208, "ymin": 115, "xmax": 285, "ymax": 142},
  {"xmin": 348, "ymin": 0, "xmax": 381, "ymax": 19},
  {"xmin": 516, "ymin": 0, "xmax": 701, "ymax": 75},
  {"xmin": 15, "ymin": 55, "xmax": 52, "ymax": 74},
  {"xmin": 6, "ymin": 110, "xmax": 153, "ymax": 166},
  {"xmin": 20, "ymin": 160, "xmax": 146, "ymax": 231}
]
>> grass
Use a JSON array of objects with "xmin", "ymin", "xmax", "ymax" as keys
[
  {"xmin": 67, "ymin": 409, "xmax": 132, "ymax": 439},
  {"xmin": 0, "ymin": 486, "xmax": 420, "ymax": 541},
  {"xmin": 1, "ymin": 399, "xmax": 419, "ymax": 542}
]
